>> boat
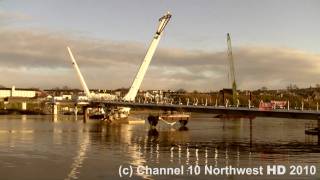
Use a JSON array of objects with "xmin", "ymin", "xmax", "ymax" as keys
[{"xmin": 148, "ymin": 111, "xmax": 191, "ymax": 128}]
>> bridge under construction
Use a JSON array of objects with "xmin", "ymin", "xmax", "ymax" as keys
[
  {"xmin": 88, "ymin": 100, "xmax": 320, "ymax": 120},
  {"xmin": 47, "ymin": 11, "xmax": 320, "ymax": 134}
]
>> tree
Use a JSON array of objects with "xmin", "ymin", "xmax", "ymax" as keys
[
  {"xmin": 62, "ymin": 85, "xmax": 69, "ymax": 90},
  {"xmin": 261, "ymin": 86, "xmax": 268, "ymax": 91},
  {"xmin": 176, "ymin": 88, "xmax": 187, "ymax": 94},
  {"xmin": 287, "ymin": 84, "xmax": 299, "ymax": 90}
]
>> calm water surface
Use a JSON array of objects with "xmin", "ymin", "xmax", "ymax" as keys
[{"xmin": 0, "ymin": 113, "xmax": 319, "ymax": 180}]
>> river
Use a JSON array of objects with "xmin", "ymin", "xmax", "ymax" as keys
[{"xmin": 0, "ymin": 113, "xmax": 319, "ymax": 179}]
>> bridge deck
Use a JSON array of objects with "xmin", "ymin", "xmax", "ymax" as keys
[{"xmin": 89, "ymin": 101, "xmax": 320, "ymax": 120}]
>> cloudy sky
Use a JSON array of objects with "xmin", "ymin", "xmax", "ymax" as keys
[{"xmin": 0, "ymin": 0, "xmax": 320, "ymax": 91}]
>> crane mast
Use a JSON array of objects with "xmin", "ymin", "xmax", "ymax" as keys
[{"xmin": 227, "ymin": 33, "xmax": 237, "ymax": 104}]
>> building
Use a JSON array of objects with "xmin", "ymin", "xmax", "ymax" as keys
[
  {"xmin": 43, "ymin": 89, "xmax": 83, "ymax": 97},
  {"xmin": 0, "ymin": 86, "xmax": 37, "ymax": 98}
]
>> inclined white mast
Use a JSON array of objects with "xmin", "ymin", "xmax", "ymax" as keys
[
  {"xmin": 123, "ymin": 12, "xmax": 171, "ymax": 101},
  {"xmin": 67, "ymin": 47, "xmax": 92, "ymax": 99},
  {"xmin": 66, "ymin": 12, "xmax": 171, "ymax": 105}
]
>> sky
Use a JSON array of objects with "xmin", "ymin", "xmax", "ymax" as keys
[{"xmin": 0, "ymin": 0, "xmax": 320, "ymax": 91}]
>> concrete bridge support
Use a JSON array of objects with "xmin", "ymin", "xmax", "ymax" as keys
[
  {"xmin": 193, "ymin": 98, "xmax": 198, "ymax": 106},
  {"xmin": 74, "ymin": 105, "xmax": 78, "ymax": 116},
  {"xmin": 52, "ymin": 103, "xmax": 58, "ymax": 115},
  {"xmin": 225, "ymin": 99, "xmax": 229, "ymax": 107},
  {"xmin": 21, "ymin": 102, "xmax": 27, "ymax": 111},
  {"xmin": 3, "ymin": 101, "xmax": 8, "ymax": 110},
  {"xmin": 51, "ymin": 102, "xmax": 58, "ymax": 122},
  {"xmin": 83, "ymin": 106, "xmax": 89, "ymax": 123},
  {"xmin": 249, "ymin": 117, "xmax": 253, "ymax": 148},
  {"xmin": 318, "ymin": 117, "xmax": 320, "ymax": 145}
]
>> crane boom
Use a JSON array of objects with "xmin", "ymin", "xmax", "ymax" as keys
[
  {"xmin": 67, "ymin": 47, "xmax": 91, "ymax": 98},
  {"xmin": 226, "ymin": 33, "xmax": 237, "ymax": 104},
  {"xmin": 123, "ymin": 12, "xmax": 171, "ymax": 101}
]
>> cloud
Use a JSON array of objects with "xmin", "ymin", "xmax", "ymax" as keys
[
  {"xmin": 0, "ymin": 11, "xmax": 31, "ymax": 25},
  {"xmin": 0, "ymin": 28, "xmax": 320, "ymax": 91}
]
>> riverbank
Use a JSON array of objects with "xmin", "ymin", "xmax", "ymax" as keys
[{"xmin": 0, "ymin": 109, "xmax": 46, "ymax": 115}]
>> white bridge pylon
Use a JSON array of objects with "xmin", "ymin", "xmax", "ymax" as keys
[
  {"xmin": 123, "ymin": 12, "xmax": 171, "ymax": 101},
  {"xmin": 67, "ymin": 46, "xmax": 91, "ymax": 99},
  {"xmin": 67, "ymin": 12, "xmax": 171, "ymax": 103}
]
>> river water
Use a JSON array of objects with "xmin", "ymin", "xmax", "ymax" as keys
[{"xmin": 0, "ymin": 113, "xmax": 319, "ymax": 180}]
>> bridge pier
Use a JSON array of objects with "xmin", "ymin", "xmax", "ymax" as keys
[
  {"xmin": 317, "ymin": 102, "xmax": 319, "ymax": 111},
  {"xmin": 21, "ymin": 102, "xmax": 27, "ymax": 111},
  {"xmin": 82, "ymin": 106, "xmax": 89, "ymax": 123},
  {"xmin": 301, "ymin": 101, "xmax": 304, "ymax": 111},
  {"xmin": 225, "ymin": 99, "xmax": 229, "ymax": 107},
  {"xmin": 194, "ymin": 98, "xmax": 198, "ymax": 106},
  {"xmin": 83, "ymin": 106, "xmax": 89, "ymax": 123},
  {"xmin": 250, "ymin": 117, "xmax": 253, "ymax": 148},
  {"xmin": 74, "ymin": 105, "xmax": 78, "ymax": 116},
  {"xmin": 248, "ymin": 100, "xmax": 251, "ymax": 109},
  {"xmin": 287, "ymin": 100, "xmax": 290, "ymax": 110},
  {"xmin": 52, "ymin": 114, "xmax": 58, "ymax": 122},
  {"xmin": 318, "ymin": 117, "xmax": 320, "ymax": 145},
  {"xmin": 3, "ymin": 101, "xmax": 8, "ymax": 110},
  {"xmin": 52, "ymin": 103, "xmax": 58, "ymax": 115}
]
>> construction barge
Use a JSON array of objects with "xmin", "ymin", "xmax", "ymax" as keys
[{"xmin": 148, "ymin": 111, "xmax": 190, "ymax": 128}]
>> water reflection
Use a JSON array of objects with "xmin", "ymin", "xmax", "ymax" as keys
[
  {"xmin": 0, "ymin": 115, "xmax": 319, "ymax": 179},
  {"xmin": 65, "ymin": 132, "xmax": 90, "ymax": 180},
  {"xmin": 21, "ymin": 115, "xmax": 27, "ymax": 122}
]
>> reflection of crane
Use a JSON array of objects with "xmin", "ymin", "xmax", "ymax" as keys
[{"xmin": 226, "ymin": 33, "xmax": 237, "ymax": 104}]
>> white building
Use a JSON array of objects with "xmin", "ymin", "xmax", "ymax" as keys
[{"xmin": 0, "ymin": 86, "xmax": 36, "ymax": 98}]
